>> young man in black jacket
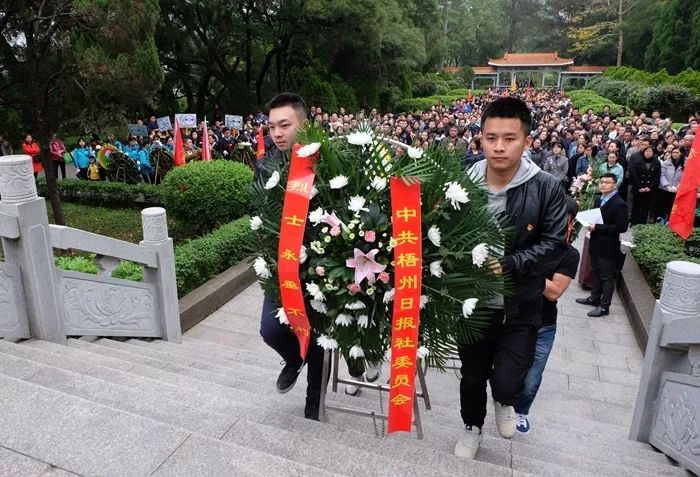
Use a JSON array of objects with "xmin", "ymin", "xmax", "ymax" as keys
[
  {"xmin": 576, "ymin": 172, "xmax": 629, "ymax": 317},
  {"xmin": 456, "ymin": 97, "xmax": 568, "ymax": 460}
]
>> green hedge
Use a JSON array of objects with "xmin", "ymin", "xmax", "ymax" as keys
[
  {"xmin": 604, "ymin": 66, "xmax": 700, "ymax": 95},
  {"xmin": 161, "ymin": 160, "xmax": 253, "ymax": 234},
  {"xmin": 566, "ymin": 90, "xmax": 624, "ymax": 115},
  {"xmin": 586, "ymin": 74, "xmax": 700, "ymax": 121},
  {"xmin": 37, "ymin": 178, "xmax": 163, "ymax": 208},
  {"xmin": 395, "ymin": 89, "xmax": 485, "ymax": 113},
  {"xmin": 174, "ymin": 216, "xmax": 252, "ymax": 297},
  {"xmin": 631, "ymin": 224, "xmax": 700, "ymax": 297},
  {"xmin": 55, "ymin": 255, "xmax": 144, "ymax": 282}
]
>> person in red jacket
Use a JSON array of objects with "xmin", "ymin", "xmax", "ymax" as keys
[{"xmin": 21, "ymin": 134, "xmax": 42, "ymax": 178}]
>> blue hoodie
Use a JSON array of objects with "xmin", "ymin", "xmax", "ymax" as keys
[{"xmin": 72, "ymin": 146, "xmax": 91, "ymax": 169}]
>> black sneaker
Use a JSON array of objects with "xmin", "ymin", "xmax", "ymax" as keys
[
  {"xmin": 575, "ymin": 297, "xmax": 599, "ymax": 306},
  {"xmin": 587, "ymin": 307, "xmax": 610, "ymax": 317},
  {"xmin": 276, "ymin": 361, "xmax": 303, "ymax": 394},
  {"xmin": 304, "ymin": 399, "xmax": 320, "ymax": 421}
]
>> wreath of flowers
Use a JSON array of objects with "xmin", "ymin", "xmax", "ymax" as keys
[
  {"xmin": 569, "ymin": 158, "xmax": 604, "ymax": 239},
  {"xmin": 249, "ymin": 124, "xmax": 508, "ymax": 367}
]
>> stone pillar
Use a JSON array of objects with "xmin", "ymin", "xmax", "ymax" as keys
[
  {"xmin": 629, "ymin": 261, "xmax": 700, "ymax": 441},
  {"xmin": 139, "ymin": 207, "xmax": 181, "ymax": 342},
  {"xmin": 0, "ymin": 155, "xmax": 65, "ymax": 343}
]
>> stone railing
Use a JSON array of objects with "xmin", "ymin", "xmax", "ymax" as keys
[
  {"xmin": 629, "ymin": 260, "xmax": 700, "ymax": 474},
  {"xmin": 0, "ymin": 155, "xmax": 181, "ymax": 343}
]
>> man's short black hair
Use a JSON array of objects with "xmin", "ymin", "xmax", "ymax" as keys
[
  {"xmin": 481, "ymin": 97, "xmax": 532, "ymax": 135},
  {"xmin": 265, "ymin": 92, "xmax": 307, "ymax": 121},
  {"xmin": 600, "ymin": 172, "xmax": 618, "ymax": 183}
]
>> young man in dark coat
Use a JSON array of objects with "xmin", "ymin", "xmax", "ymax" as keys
[
  {"xmin": 576, "ymin": 172, "xmax": 629, "ymax": 317},
  {"xmin": 455, "ymin": 97, "xmax": 568, "ymax": 460}
]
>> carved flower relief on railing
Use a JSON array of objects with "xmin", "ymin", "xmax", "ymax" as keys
[
  {"xmin": 142, "ymin": 213, "xmax": 168, "ymax": 243},
  {"xmin": 63, "ymin": 279, "xmax": 155, "ymax": 329},
  {"xmin": 656, "ymin": 388, "xmax": 700, "ymax": 455}
]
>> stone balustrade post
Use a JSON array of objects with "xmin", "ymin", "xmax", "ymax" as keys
[
  {"xmin": 0, "ymin": 155, "xmax": 65, "ymax": 343},
  {"xmin": 139, "ymin": 207, "xmax": 181, "ymax": 342},
  {"xmin": 629, "ymin": 261, "xmax": 700, "ymax": 441}
]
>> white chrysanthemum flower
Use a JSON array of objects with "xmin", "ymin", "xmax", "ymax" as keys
[
  {"xmin": 420, "ymin": 295, "xmax": 429, "ymax": 309},
  {"xmin": 346, "ymin": 131, "xmax": 373, "ymax": 146},
  {"xmin": 429, "ymin": 260, "xmax": 444, "ymax": 277},
  {"xmin": 349, "ymin": 344, "xmax": 365, "ymax": 359},
  {"xmin": 305, "ymin": 282, "xmax": 325, "ymax": 302},
  {"xmin": 348, "ymin": 195, "xmax": 369, "ymax": 213},
  {"xmin": 329, "ymin": 175, "xmax": 349, "ymax": 189},
  {"xmin": 407, "ymin": 146, "xmax": 423, "ymax": 159},
  {"xmin": 471, "ymin": 243, "xmax": 489, "ymax": 268},
  {"xmin": 417, "ymin": 346, "xmax": 430, "ymax": 359},
  {"xmin": 345, "ymin": 301, "xmax": 366, "ymax": 310},
  {"xmin": 311, "ymin": 186, "xmax": 319, "ymax": 198},
  {"xmin": 310, "ymin": 241, "xmax": 325, "ymax": 254},
  {"xmin": 335, "ymin": 313, "xmax": 353, "ymax": 326},
  {"xmin": 371, "ymin": 176, "xmax": 387, "ymax": 191},
  {"xmin": 249, "ymin": 216, "xmax": 263, "ymax": 231},
  {"xmin": 308, "ymin": 207, "xmax": 326, "ymax": 226},
  {"xmin": 253, "ymin": 257, "xmax": 271, "ymax": 279},
  {"xmin": 297, "ymin": 142, "xmax": 321, "ymax": 157},
  {"xmin": 276, "ymin": 308, "xmax": 289, "ymax": 325},
  {"xmin": 383, "ymin": 288, "xmax": 395, "ymax": 303},
  {"xmin": 462, "ymin": 298, "xmax": 478, "ymax": 318},
  {"xmin": 444, "ymin": 181, "xmax": 470, "ymax": 210},
  {"xmin": 317, "ymin": 334, "xmax": 339, "ymax": 350},
  {"xmin": 299, "ymin": 245, "xmax": 308, "ymax": 264},
  {"xmin": 427, "ymin": 225, "xmax": 441, "ymax": 247},
  {"xmin": 310, "ymin": 300, "xmax": 328, "ymax": 314},
  {"xmin": 264, "ymin": 171, "xmax": 280, "ymax": 189},
  {"xmin": 357, "ymin": 314, "xmax": 369, "ymax": 328}
]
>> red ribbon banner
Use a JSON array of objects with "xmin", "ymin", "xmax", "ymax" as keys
[
  {"xmin": 388, "ymin": 177, "xmax": 422, "ymax": 433},
  {"xmin": 278, "ymin": 145, "xmax": 317, "ymax": 360}
]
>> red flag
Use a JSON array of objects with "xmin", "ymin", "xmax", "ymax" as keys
[
  {"xmin": 256, "ymin": 127, "xmax": 265, "ymax": 159},
  {"xmin": 173, "ymin": 119, "xmax": 185, "ymax": 166},
  {"xmin": 669, "ymin": 132, "xmax": 700, "ymax": 239},
  {"xmin": 201, "ymin": 117, "xmax": 212, "ymax": 161}
]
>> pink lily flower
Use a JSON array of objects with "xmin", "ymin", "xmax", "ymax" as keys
[
  {"xmin": 346, "ymin": 248, "xmax": 386, "ymax": 285},
  {"xmin": 324, "ymin": 212, "xmax": 342, "ymax": 229}
]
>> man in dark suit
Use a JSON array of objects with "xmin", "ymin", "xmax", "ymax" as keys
[{"xmin": 575, "ymin": 172, "xmax": 629, "ymax": 317}]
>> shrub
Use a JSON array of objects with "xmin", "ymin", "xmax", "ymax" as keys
[
  {"xmin": 55, "ymin": 255, "xmax": 98, "ymax": 274},
  {"xmin": 174, "ymin": 216, "xmax": 252, "ymax": 296},
  {"xmin": 112, "ymin": 260, "xmax": 144, "ymax": 281},
  {"xmin": 567, "ymin": 90, "xmax": 624, "ymax": 114},
  {"xmin": 161, "ymin": 160, "xmax": 253, "ymax": 234},
  {"xmin": 454, "ymin": 67, "xmax": 475, "ymax": 88},
  {"xmin": 37, "ymin": 178, "xmax": 163, "ymax": 208},
  {"xmin": 411, "ymin": 77, "xmax": 440, "ymax": 97},
  {"xmin": 629, "ymin": 84, "xmax": 699, "ymax": 122},
  {"xmin": 631, "ymin": 224, "xmax": 700, "ymax": 297}
]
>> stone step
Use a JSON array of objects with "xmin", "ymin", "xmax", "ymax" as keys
[
  {"xmin": 0, "ymin": 445, "xmax": 78, "ymax": 477},
  {"xmin": 319, "ymin": 391, "xmax": 680, "ymax": 474},
  {"xmin": 0, "ymin": 343, "xmax": 236, "ymax": 438},
  {"xmin": 96, "ymin": 337, "xmax": 278, "ymax": 385},
  {"xmin": 20, "ymin": 339, "xmax": 272, "ymax": 422},
  {"xmin": 0, "ymin": 366, "xmax": 345, "ymax": 477},
  {"xmin": 223, "ymin": 418, "xmax": 510, "ymax": 477}
]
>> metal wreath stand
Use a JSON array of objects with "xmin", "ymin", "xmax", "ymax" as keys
[{"xmin": 318, "ymin": 349, "xmax": 432, "ymax": 439}]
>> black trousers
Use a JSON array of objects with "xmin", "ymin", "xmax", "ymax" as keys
[
  {"xmin": 52, "ymin": 160, "xmax": 66, "ymax": 179},
  {"xmin": 590, "ymin": 254, "xmax": 617, "ymax": 308},
  {"xmin": 630, "ymin": 191, "xmax": 653, "ymax": 225},
  {"xmin": 260, "ymin": 296, "xmax": 325, "ymax": 403},
  {"xmin": 458, "ymin": 309, "xmax": 539, "ymax": 428}
]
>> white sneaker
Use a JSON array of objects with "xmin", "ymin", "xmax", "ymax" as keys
[
  {"xmin": 365, "ymin": 362, "xmax": 382, "ymax": 383},
  {"xmin": 345, "ymin": 375, "xmax": 364, "ymax": 396},
  {"xmin": 454, "ymin": 425, "xmax": 482, "ymax": 459},
  {"xmin": 494, "ymin": 401, "xmax": 516, "ymax": 438}
]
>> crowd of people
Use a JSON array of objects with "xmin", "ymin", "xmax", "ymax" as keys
[{"xmin": 3, "ymin": 88, "xmax": 696, "ymax": 223}]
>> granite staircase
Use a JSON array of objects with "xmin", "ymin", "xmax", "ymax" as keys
[{"xmin": 0, "ymin": 283, "xmax": 691, "ymax": 477}]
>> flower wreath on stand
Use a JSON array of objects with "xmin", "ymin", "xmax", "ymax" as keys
[{"xmin": 250, "ymin": 123, "xmax": 509, "ymax": 372}]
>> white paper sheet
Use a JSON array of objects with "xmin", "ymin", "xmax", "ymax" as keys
[{"xmin": 576, "ymin": 208, "xmax": 604, "ymax": 227}]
